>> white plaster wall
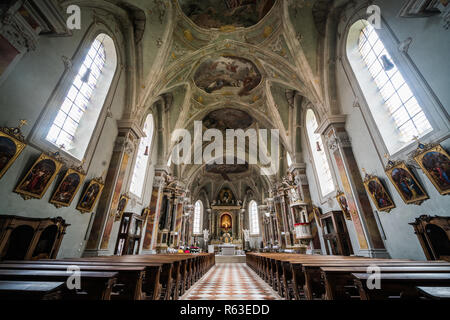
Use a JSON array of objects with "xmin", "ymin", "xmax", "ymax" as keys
[
  {"xmin": 0, "ymin": 9, "xmax": 128, "ymax": 258},
  {"xmin": 325, "ymin": 1, "xmax": 450, "ymax": 260}
]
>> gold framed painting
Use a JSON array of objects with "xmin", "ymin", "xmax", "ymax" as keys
[
  {"xmin": 335, "ymin": 191, "xmax": 352, "ymax": 220},
  {"xmin": 14, "ymin": 153, "xmax": 63, "ymax": 200},
  {"xmin": 385, "ymin": 161, "xmax": 428, "ymax": 205},
  {"xmin": 76, "ymin": 179, "xmax": 104, "ymax": 213},
  {"xmin": 0, "ymin": 130, "xmax": 26, "ymax": 179},
  {"xmin": 142, "ymin": 207, "xmax": 151, "ymax": 222},
  {"xmin": 115, "ymin": 194, "xmax": 130, "ymax": 221},
  {"xmin": 312, "ymin": 206, "xmax": 322, "ymax": 228},
  {"xmin": 363, "ymin": 175, "xmax": 395, "ymax": 213},
  {"xmin": 50, "ymin": 168, "xmax": 86, "ymax": 208},
  {"xmin": 414, "ymin": 144, "xmax": 450, "ymax": 195}
]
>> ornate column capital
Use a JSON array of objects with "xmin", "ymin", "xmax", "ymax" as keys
[
  {"xmin": 117, "ymin": 119, "xmax": 146, "ymax": 139},
  {"xmin": 326, "ymin": 130, "xmax": 352, "ymax": 151},
  {"xmin": 113, "ymin": 135, "xmax": 135, "ymax": 155},
  {"xmin": 315, "ymin": 115, "xmax": 347, "ymax": 135}
]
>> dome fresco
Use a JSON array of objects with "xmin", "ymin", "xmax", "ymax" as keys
[{"xmin": 178, "ymin": 0, "xmax": 275, "ymax": 29}]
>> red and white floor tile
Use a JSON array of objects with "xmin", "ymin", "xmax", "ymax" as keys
[{"xmin": 181, "ymin": 263, "xmax": 282, "ymax": 300}]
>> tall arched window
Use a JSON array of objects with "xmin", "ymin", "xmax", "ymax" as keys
[
  {"xmin": 287, "ymin": 152, "xmax": 292, "ymax": 167},
  {"xmin": 130, "ymin": 114, "xmax": 154, "ymax": 197},
  {"xmin": 347, "ymin": 21, "xmax": 432, "ymax": 154},
  {"xmin": 249, "ymin": 200, "xmax": 259, "ymax": 235},
  {"xmin": 306, "ymin": 109, "xmax": 334, "ymax": 196},
  {"xmin": 193, "ymin": 200, "xmax": 203, "ymax": 235},
  {"xmin": 46, "ymin": 33, "xmax": 117, "ymax": 160}
]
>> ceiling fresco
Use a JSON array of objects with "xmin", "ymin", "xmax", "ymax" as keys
[
  {"xmin": 193, "ymin": 55, "xmax": 262, "ymax": 96},
  {"xmin": 178, "ymin": 0, "xmax": 275, "ymax": 29},
  {"xmin": 203, "ymin": 108, "xmax": 254, "ymax": 130},
  {"xmin": 206, "ymin": 159, "xmax": 249, "ymax": 181}
]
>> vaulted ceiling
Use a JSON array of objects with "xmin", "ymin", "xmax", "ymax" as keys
[{"xmin": 83, "ymin": 0, "xmax": 347, "ymax": 202}]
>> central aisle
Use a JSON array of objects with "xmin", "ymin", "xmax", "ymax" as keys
[{"xmin": 181, "ymin": 263, "xmax": 282, "ymax": 300}]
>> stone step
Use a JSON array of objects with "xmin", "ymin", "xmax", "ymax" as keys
[{"xmin": 215, "ymin": 255, "xmax": 246, "ymax": 263}]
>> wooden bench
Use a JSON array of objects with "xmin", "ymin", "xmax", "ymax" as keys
[
  {"xmin": 417, "ymin": 286, "xmax": 450, "ymax": 300},
  {"xmin": 246, "ymin": 252, "xmax": 450, "ymax": 301},
  {"xmin": 0, "ymin": 281, "xmax": 65, "ymax": 300},
  {"xmin": 352, "ymin": 272, "xmax": 450, "ymax": 300},
  {"xmin": 0, "ymin": 253, "xmax": 214, "ymax": 301},
  {"xmin": 0, "ymin": 263, "xmax": 148, "ymax": 300},
  {"xmin": 0, "ymin": 269, "xmax": 117, "ymax": 300},
  {"xmin": 321, "ymin": 265, "xmax": 450, "ymax": 300}
]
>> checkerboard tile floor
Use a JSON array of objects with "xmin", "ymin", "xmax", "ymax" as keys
[{"xmin": 180, "ymin": 263, "xmax": 282, "ymax": 300}]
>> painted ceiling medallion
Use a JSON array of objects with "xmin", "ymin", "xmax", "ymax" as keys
[
  {"xmin": 194, "ymin": 55, "xmax": 262, "ymax": 96},
  {"xmin": 206, "ymin": 160, "xmax": 249, "ymax": 180},
  {"xmin": 178, "ymin": 0, "xmax": 275, "ymax": 29},
  {"xmin": 203, "ymin": 108, "xmax": 254, "ymax": 130}
]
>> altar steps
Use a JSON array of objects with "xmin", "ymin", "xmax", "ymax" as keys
[{"xmin": 215, "ymin": 255, "xmax": 246, "ymax": 263}]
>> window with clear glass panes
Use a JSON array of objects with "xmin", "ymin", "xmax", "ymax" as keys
[
  {"xmin": 249, "ymin": 200, "xmax": 259, "ymax": 235},
  {"xmin": 130, "ymin": 114, "xmax": 154, "ymax": 197},
  {"xmin": 193, "ymin": 200, "xmax": 203, "ymax": 235},
  {"xmin": 306, "ymin": 109, "xmax": 334, "ymax": 196},
  {"xmin": 358, "ymin": 23, "xmax": 432, "ymax": 144},
  {"xmin": 46, "ymin": 34, "xmax": 116, "ymax": 160}
]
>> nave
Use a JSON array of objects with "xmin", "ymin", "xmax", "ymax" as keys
[{"xmin": 0, "ymin": 0, "xmax": 449, "ymax": 305}]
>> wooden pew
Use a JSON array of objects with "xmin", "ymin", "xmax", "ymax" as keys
[
  {"xmin": 0, "ymin": 269, "xmax": 117, "ymax": 300},
  {"xmin": 321, "ymin": 265, "xmax": 450, "ymax": 300},
  {"xmin": 0, "ymin": 263, "xmax": 147, "ymax": 300},
  {"xmin": 352, "ymin": 272, "xmax": 450, "ymax": 300},
  {"xmin": 1, "ymin": 259, "xmax": 162, "ymax": 300},
  {"xmin": 300, "ymin": 260, "xmax": 449, "ymax": 300},
  {"xmin": 0, "ymin": 281, "xmax": 65, "ymax": 300},
  {"xmin": 61, "ymin": 256, "xmax": 175, "ymax": 300},
  {"xmin": 417, "ymin": 286, "xmax": 450, "ymax": 300},
  {"xmin": 246, "ymin": 252, "xmax": 450, "ymax": 301},
  {"xmin": 0, "ymin": 253, "xmax": 214, "ymax": 301},
  {"xmin": 60, "ymin": 253, "xmax": 214, "ymax": 300}
]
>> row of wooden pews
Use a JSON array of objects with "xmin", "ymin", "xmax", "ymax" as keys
[
  {"xmin": 0, "ymin": 253, "xmax": 214, "ymax": 300},
  {"xmin": 246, "ymin": 252, "xmax": 450, "ymax": 300}
]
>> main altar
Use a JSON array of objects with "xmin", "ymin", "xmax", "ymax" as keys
[{"xmin": 207, "ymin": 188, "xmax": 244, "ymax": 254}]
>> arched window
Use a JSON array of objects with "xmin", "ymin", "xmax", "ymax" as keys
[
  {"xmin": 347, "ymin": 21, "xmax": 432, "ymax": 154},
  {"xmin": 46, "ymin": 33, "xmax": 117, "ymax": 160},
  {"xmin": 287, "ymin": 152, "xmax": 292, "ymax": 167},
  {"xmin": 249, "ymin": 200, "xmax": 259, "ymax": 235},
  {"xmin": 130, "ymin": 114, "xmax": 154, "ymax": 197},
  {"xmin": 193, "ymin": 200, "xmax": 203, "ymax": 235},
  {"xmin": 306, "ymin": 109, "xmax": 334, "ymax": 196}
]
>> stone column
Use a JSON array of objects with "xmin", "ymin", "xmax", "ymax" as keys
[
  {"xmin": 142, "ymin": 167, "xmax": 168, "ymax": 252},
  {"xmin": 317, "ymin": 117, "xmax": 389, "ymax": 258},
  {"xmin": 84, "ymin": 121, "xmax": 143, "ymax": 256}
]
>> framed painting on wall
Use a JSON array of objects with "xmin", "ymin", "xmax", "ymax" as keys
[
  {"xmin": 363, "ymin": 174, "xmax": 395, "ymax": 213},
  {"xmin": 414, "ymin": 144, "xmax": 450, "ymax": 195},
  {"xmin": 335, "ymin": 191, "xmax": 352, "ymax": 220},
  {"xmin": 14, "ymin": 153, "xmax": 63, "ymax": 200},
  {"xmin": 115, "ymin": 194, "xmax": 130, "ymax": 222},
  {"xmin": 385, "ymin": 161, "xmax": 429, "ymax": 205},
  {"xmin": 312, "ymin": 206, "xmax": 323, "ymax": 228},
  {"xmin": 76, "ymin": 178, "xmax": 104, "ymax": 213},
  {"xmin": 0, "ymin": 130, "xmax": 26, "ymax": 179},
  {"xmin": 50, "ymin": 168, "xmax": 86, "ymax": 208}
]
